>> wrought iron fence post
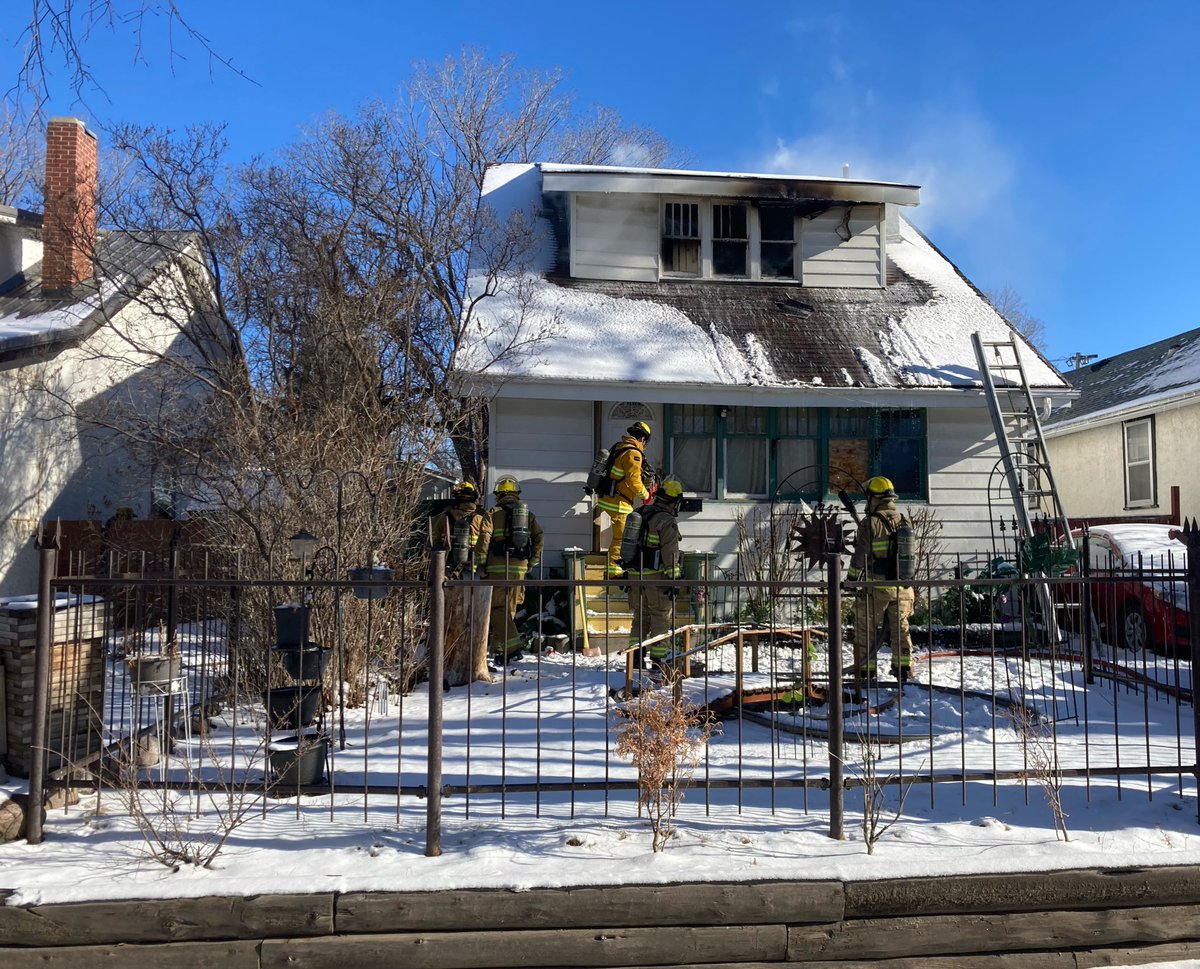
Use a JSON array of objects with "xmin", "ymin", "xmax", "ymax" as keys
[
  {"xmin": 828, "ymin": 553, "xmax": 845, "ymax": 840},
  {"xmin": 425, "ymin": 549, "xmax": 447, "ymax": 856},
  {"xmin": 1081, "ymin": 533, "xmax": 1094, "ymax": 685},
  {"xmin": 1181, "ymin": 520, "xmax": 1200, "ymax": 823},
  {"xmin": 27, "ymin": 530, "xmax": 59, "ymax": 845}
]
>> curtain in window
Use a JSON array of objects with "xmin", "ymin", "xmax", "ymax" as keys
[{"xmin": 672, "ymin": 438, "xmax": 713, "ymax": 494}]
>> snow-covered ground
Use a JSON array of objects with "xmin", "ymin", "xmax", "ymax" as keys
[{"xmin": 1, "ymin": 624, "xmax": 1197, "ymax": 909}]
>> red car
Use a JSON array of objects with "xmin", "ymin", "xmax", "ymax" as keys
[{"xmin": 1073, "ymin": 524, "xmax": 1190, "ymax": 654}]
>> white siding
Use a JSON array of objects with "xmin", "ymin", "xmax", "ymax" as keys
[
  {"xmin": 800, "ymin": 205, "xmax": 885, "ymax": 288},
  {"xmin": 571, "ymin": 194, "xmax": 658, "ymax": 282},
  {"xmin": 488, "ymin": 397, "xmax": 596, "ymax": 562}
]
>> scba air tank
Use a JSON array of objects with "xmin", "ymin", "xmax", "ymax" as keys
[
  {"xmin": 449, "ymin": 518, "xmax": 472, "ymax": 569},
  {"xmin": 584, "ymin": 448, "xmax": 610, "ymax": 496},
  {"xmin": 896, "ymin": 519, "xmax": 916, "ymax": 582},
  {"xmin": 618, "ymin": 510, "xmax": 644, "ymax": 567},
  {"xmin": 509, "ymin": 502, "xmax": 530, "ymax": 553}
]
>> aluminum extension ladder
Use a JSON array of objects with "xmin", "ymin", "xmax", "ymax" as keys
[{"xmin": 972, "ymin": 331, "xmax": 1074, "ymax": 642}]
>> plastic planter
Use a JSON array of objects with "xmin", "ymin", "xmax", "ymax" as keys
[
  {"xmin": 273, "ymin": 604, "xmax": 311, "ymax": 647},
  {"xmin": 272, "ymin": 643, "xmax": 331, "ymax": 682},
  {"xmin": 268, "ymin": 732, "xmax": 327, "ymax": 789},
  {"xmin": 348, "ymin": 566, "xmax": 394, "ymax": 600},
  {"xmin": 265, "ymin": 686, "xmax": 322, "ymax": 730}
]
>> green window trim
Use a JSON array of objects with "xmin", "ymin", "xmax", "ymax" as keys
[{"xmin": 665, "ymin": 403, "xmax": 928, "ymax": 502}]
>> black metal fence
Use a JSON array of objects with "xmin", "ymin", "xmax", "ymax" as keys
[{"xmin": 18, "ymin": 539, "xmax": 1199, "ymax": 851}]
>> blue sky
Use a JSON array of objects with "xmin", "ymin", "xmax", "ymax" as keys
[{"xmin": 4, "ymin": 0, "xmax": 1198, "ymax": 367}]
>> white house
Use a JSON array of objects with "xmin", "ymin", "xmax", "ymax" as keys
[
  {"xmin": 0, "ymin": 118, "xmax": 217, "ymax": 593},
  {"xmin": 457, "ymin": 163, "xmax": 1071, "ymax": 572},
  {"xmin": 1043, "ymin": 327, "xmax": 1200, "ymax": 526}
]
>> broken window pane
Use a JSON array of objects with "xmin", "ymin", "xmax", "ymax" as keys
[{"xmin": 712, "ymin": 203, "xmax": 747, "ymax": 276}]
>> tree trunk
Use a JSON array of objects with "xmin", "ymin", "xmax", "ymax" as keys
[{"xmin": 443, "ymin": 585, "xmax": 493, "ymax": 686}]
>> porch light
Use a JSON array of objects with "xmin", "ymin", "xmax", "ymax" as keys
[{"xmin": 288, "ymin": 528, "xmax": 319, "ymax": 561}]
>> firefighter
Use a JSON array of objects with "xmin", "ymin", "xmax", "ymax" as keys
[
  {"xmin": 483, "ymin": 475, "xmax": 544, "ymax": 663},
  {"xmin": 596, "ymin": 421, "xmax": 653, "ymax": 577},
  {"xmin": 624, "ymin": 476, "xmax": 684, "ymax": 678},
  {"xmin": 429, "ymin": 481, "xmax": 491, "ymax": 577},
  {"xmin": 847, "ymin": 475, "xmax": 915, "ymax": 684}
]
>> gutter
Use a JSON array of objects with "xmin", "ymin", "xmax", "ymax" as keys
[{"xmin": 1044, "ymin": 383, "xmax": 1200, "ymax": 437}]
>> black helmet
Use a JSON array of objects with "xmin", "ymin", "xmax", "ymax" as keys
[{"xmin": 627, "ymin": 420, "xmax": 651, "ymax": 441}]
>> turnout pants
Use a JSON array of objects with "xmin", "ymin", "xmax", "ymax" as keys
[
  {"xmin": 488, "ymin": 583, "xmax": 526, "ymax": 658},
  {"xmin": 628, "ymin": 582, "xmax": 674, "ymax": 661},
  {"xmin": 605, "ymin": 508, "xmax": 631, "ymax": 576},
  {"xmin": 851, "ymin": 584, "xmax": 915, "ymax": 675}
]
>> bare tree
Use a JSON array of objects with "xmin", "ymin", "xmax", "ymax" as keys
[
  {"xmin": 22, "ymin": 49, "xmax": 681, "ymax": 692},
  {"xmin": 0, "ymin": 107, "xmax": 42, "ymax": 205},
  {"xmin": 399, "ymin": 48, "xmax": 681, "ymax": 483},
  {"xmin": 987, "ymin": 284, "xmax": 1047, "ymax": 351},
  {"xmin": 13, "ymin": 1, "xmax": 250, "ymax": 115}
]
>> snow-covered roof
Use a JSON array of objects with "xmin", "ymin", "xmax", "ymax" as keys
[
  {"xmin": 0, "ymin": 230, "xmax": 192, "ymax": 363},
  {"xmin": 1045, "ymin": 326, "xmax": 1200, "ymax": 433},
  {"xmin": 457, "ymin": 165, "xmax": 1066, "ymax": 398}
]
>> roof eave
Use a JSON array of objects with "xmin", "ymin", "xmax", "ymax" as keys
[
  {"xmin": 540, "ymin": 169, "xmax": 920, "ymax": 206},
  {"xmin": 452, "ymin": 371, "xmax": 1070, "ymax": 407}
]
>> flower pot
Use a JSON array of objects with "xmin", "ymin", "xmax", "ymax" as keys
[
  {"xmin": 273, "ymin": 604, "xmax": 311, "ymax": 647},
  {"xmin": 272, "ymin": 643, "xmax": 331, "ymax": 682},
  {"xmin": 129, "ymin": 655, "xmax": 183, "ymax": 695},
  {"xmin": 265, "ymin": 686, "xmax": 322, "ymax": 730},
  {"xmin": 348, "ymin": 566, "xmax": 394, "ymax": 600},
  {"xmin": 268, "ymin": 732, "xmax": 327, "ymax": 789}
]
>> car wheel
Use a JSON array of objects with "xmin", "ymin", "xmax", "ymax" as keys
[{"xmin": 1120, "ymin": 602, "xmax": 1149, "ymax": 652}]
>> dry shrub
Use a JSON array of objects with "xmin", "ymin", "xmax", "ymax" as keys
[{"xmin": 614, "ymin": 682, "xmax": 714, "ymax": 852}]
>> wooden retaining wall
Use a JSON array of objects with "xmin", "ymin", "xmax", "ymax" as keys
[{"xmin": 2, "ymin": 866, "xmax": 1200, "ymax": 967}]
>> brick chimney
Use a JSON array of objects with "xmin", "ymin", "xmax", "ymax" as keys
[{"xmin": 42, "ymin": 117, "xmax": 98, "ymax": 296}]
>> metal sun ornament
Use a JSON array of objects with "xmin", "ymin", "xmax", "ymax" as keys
[{"xmin": 788, "ymin": 501, "xmax": 855, "ymax": 573}]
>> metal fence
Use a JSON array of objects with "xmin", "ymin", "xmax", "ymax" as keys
[{"xmin": 17, "ymin": 540, "xmax": 1200, "ymax": 852}]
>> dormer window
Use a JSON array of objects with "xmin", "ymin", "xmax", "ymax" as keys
[
  {"xmin": 759, "ymin": 203, "xmax": 796, "ymax": 278},
  {"xmin": 661, "ymin": 201, "xmax": 700, "ymax": 275},
  {"xmin": 712, "ymin": 203, "xmax": 748, "ymax": 277},
  {"xmin": 660, "ymin": 199, "xmax": 798, "ymax": 281}
]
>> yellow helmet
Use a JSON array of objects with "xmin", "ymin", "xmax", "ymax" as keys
[
  {"xmin": 865, "ymin": 476, "xmax": 896, "ymax": 498},
  {"xmin": 452, "ymin": 480, "xmax": 477, "ymax": 500},
  {"xmin": 494, "ymin": 475, "xmax": 520, "ymax": 495},
  {"xmin": 659, "ymin": 476, "xmax": 684, "ymax": 499},
  {"xmin": 627, "ymin": 420, "xmax": 652, "ymax": 440}
]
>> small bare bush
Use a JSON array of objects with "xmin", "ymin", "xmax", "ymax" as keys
[
  {"xmin": 614, "ymin": 682, "xmax": 714, "ymax": 852},
  {"xmin": 1010, "ymin": 699, "xmax": 1069, "ymax": 842}
]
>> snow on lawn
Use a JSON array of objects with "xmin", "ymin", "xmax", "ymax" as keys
[{"xmin": 0, "ymin": 641, "xmax": 1197, "ymax": 906}]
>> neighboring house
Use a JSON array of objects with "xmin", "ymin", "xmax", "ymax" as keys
[
  {"xmin": 1043, "ymin": 327, "xmax": 1200, "ymax": 526},
  {"xmin": 457, "ymin": 163, "xmax": 1072, "ymax": 572},
  {"xmin": 0, "ymin": 118, "xmax": 216, "ymax": 594}
]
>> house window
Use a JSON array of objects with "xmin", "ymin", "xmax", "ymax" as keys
[
  {"xmin": 724, "ymin": 406, "xmax": 767, "ymax": 496},
  {"xmin": 609, "ymin": 401, "xmax": 653, "ymax": 422},
  {"xmin": 759, "ymin": 204, "xmax": 796, "ymax": 278},
  {"xmin": 667, "ymin": 404, "xmax": 926, "ymax": 500},
  {"xmin": 712, "ymin": 203, "xmax": 748, "ymax": 277},
  {"xmin": 660, "ymin": 199, "xmax": 797, "ymax": 281},
  {"xmin": 662, "ymin": 202, "xmax": 700, "ymax": 276},
  {"xmin": 670, "ymin": 404, "xmax": 716, "ymax": 495},
  {"xmin": 775, "ymin": 407, "xmax": 819, "ymax": 494},
  {"xmin": 1123, "ymin": 417, "xmax": 1155, "ymax": 508}
]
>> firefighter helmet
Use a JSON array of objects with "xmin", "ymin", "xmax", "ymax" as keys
[
  {"xmin": 452, "ymin": 480, "xmax": 477, "ymax": 501},
  {"xmin": 865, "ymin": 476, "xmax": 896, "ymax": 498},
  {"xmin": 627, "ymin": 420, "xmax": 652, "ymax": 441},
  {"xmin": 494, "ymin": 475, "xmax": 520, "ymax": 495},
  {"xmin": 660, "ymin": 476, "xmax": 684, "ymax": 499}
]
